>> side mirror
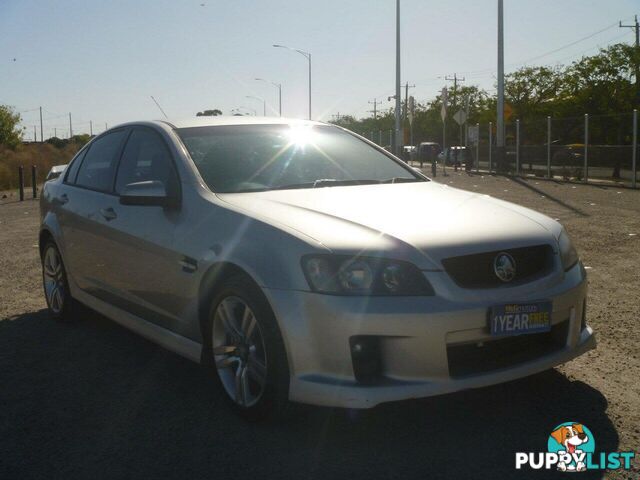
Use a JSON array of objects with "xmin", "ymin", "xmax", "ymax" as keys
[{"xmin": 119, "ymin": 180, "xmax": 179, "ymax": 207}]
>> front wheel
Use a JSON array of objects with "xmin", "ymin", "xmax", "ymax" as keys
[{"xmin": 205, "ymin": 275, "xmax": 289, "ymax": 420}]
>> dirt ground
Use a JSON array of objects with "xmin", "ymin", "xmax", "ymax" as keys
[{"xmin": 0, "ymin": 172, "xmax": 638, "ymax": 479}]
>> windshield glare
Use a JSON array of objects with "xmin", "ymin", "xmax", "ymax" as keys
[{"xmin": 176, "ymin": 124, "xmax": 424, "ymax": 193}]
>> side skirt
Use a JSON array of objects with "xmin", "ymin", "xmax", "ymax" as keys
[{"xmin": 73, "ymin": 287, "xmax": 202, "ymax": 364}]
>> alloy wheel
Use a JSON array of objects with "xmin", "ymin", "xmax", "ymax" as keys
[
  {"xmin": 212, "ymin": 296, "xmax": 268, "ymax": 407},
  {"xmin": 43, "ymin": 246, "xmax": 65, "ymax": 314}
]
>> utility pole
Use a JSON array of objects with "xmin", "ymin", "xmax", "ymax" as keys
[
  {"xmin": 368, "ymin": 99, "xmax": 379, "ymax": 119},
  {"xmin": 54, "ymin": 127, "xmax": 57, "ymax": 138},
  {"xmin": 39, "ymin": 107, "xmax": 43, "ymax": 142},
  {"xmin": 620, "ymin": 15, "xmax": 640, "ymax": 106},
  {"xmin": 105, "ymin": 122, "xmax": 108, "ymax": 131},
  {"xmin": 403, "ymin": 82, "xmax": 415, "ymax": 121},
  {"xmin": 445, "ymin": 74, "xmax": 465, "ymax": 145},
  {"xmin": 90, "ymin": 120, "xmax": 93, "ymax": 136},
  {"xmin": 33, "ymin": 125, "xmax": 37, "ymax": 142},
  {"xmin": 496, "ymin": 0, "xmax": 506, "ymax": 170},
  {"xmin": 394, "ymin": 0, "xmax": 402, "ymax": 156},
  {"xmin": 69, "ymin": 113, "xmax": 73, "ymax": 139}
]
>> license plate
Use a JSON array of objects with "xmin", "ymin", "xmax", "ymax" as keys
[{"xmin": 489, "ymin": 301, "xmax": 552, "ymax": 336}]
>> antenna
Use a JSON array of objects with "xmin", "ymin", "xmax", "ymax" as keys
[{"xmin": 150, "ymin": 96, "xmax": 168, "ymax": 119}]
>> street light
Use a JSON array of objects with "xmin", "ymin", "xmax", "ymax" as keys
[
  {"xmin": 273, "ymin": 44, "xmax": 311, "ymax": 120},
  {"xmin": 255, "ymin": 78, "xmax": 282, "ymax": 116},
  {"xmin": 245, "ymin": 95, "xmax": 266, "ymax": 116}
]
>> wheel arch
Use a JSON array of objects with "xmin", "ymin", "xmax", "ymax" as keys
[
  {"xmin": 39, "ymin": 209, "xmax": 65, "ymax": 258},
  {"xmin": 198, "ymin": 261, "xmax": 264, "ymax": 337},
  {"xmin": 196, "ymin": 261, "xmax": 292, "ymax": 379},
  {"xmin": 38, "ymin": 228, "xmax": 54, "ymax": 257}
]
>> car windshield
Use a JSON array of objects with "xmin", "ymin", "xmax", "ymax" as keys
[{"xmin": 176, "ymin": 124, "xmax": 425, "ymax": 193}]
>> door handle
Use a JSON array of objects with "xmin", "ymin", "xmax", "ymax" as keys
[{"xmin": 99, "ymin": 207, "xmax": 117, "ymax": 221}]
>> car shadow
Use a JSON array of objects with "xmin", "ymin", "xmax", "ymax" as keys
[
  {"xmin": 506, "ymin": 176, "xmax": 589, "ymax": 218},
  {"xmin": 0, "ymin": 308, "xmax": 616, "ymax": 480}
]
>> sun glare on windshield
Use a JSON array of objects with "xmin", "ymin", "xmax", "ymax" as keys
[{"xmin": 286, "ymin": 125, "xmax": 315, "ymax": 148}]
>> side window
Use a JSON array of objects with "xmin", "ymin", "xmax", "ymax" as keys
[
  {"xmin": 115, "ymin": 128, "xmax": 178, "ymax": 195},
  {"xmin": 75, "ymin": 130, "xmax": 128, "ymax": 192},
  {"xmin": 64, "ymin": 148, "xmax": 87, "ymax": 184}
]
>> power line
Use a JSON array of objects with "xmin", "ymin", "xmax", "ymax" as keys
[
  {"xmin": 520, "ymin": 20, "xmax": 622, "ymax": 65},
  {"xmin": 430, "ymin": 15, "xmax": 636, "ymax": 80},
  {"xmin": 553, "ymin": 31, "xmax": 631, "ymax": 64}
]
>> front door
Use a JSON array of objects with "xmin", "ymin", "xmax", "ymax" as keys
[{"xmin": 96, "ymin": 126, "xmax": 190, "ymax": 334}]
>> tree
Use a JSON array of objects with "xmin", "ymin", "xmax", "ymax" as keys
[
  {"xmin": 328, "ymin": 42, "xmax": 637, "ymax": 161},
  {"xmin": 0, "ymin": 105, "xmax": 22, "ymax": 149},
  {"xmin": 563, "ymin": 43, "xmax": 636, "ymax": 115},
  {"xmin": 46, "ymin": 134, "xmax": 90, "ymax": 149},
  {"xmin": 196, "ymin": 109, "xmax": 223, "ymax": 117},
  {"xmin": 505, "ymin": 66, "xmax": 564, "ymax": 120}
]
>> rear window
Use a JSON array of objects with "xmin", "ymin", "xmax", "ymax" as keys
[
  {"xmin": 75, "ymin": 130, "xmax": 128, "ymax": 192},
  {"xmin": 64, "ymin": 148, "xmax": 87, "ymax": 184}
]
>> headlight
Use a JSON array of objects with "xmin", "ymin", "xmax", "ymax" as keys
[
  {"xmin": 301, "ymin": 255, "xmax": 434, "ymax": 296},
  {"xmin": 338, "ymin": 260, "xmax": 374, "ymax": 291},
  {"xmin": 558, "ymin": 229, "xmax": 579, "ymax": 271}
]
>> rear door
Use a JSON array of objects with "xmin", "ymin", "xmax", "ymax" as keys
[{"xmin": 59, "ymin": 129, "xmax": 129, "ymax": 295}]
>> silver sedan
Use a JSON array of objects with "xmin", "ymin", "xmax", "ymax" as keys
[{"xmin": 39, "ymin": 116, "xmax": 595, "ymax": 419}]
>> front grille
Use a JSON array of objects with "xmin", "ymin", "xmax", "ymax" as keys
[
  {"xmin": 447, "ymin": 320, "xmax": 568, "ymax": 378},
  {"xmin": 441, "ymin": 244, "xmax": 554, "ymax": 289}
]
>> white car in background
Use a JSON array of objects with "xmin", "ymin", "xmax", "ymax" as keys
[
  {"xmin": 39, "ymin": 116, "xmax": 595, "ymax": 419},
  {"xmin": 46, "ymin": 164, "xmax": 67, "ymax": 181}
]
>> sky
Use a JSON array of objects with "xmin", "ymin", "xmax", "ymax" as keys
[{"xmin": 0, "ymin": 0, "xmax": 638, "ymax": 138}]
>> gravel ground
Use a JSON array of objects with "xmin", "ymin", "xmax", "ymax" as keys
[{"xmin": 0, "ymin": 173, "xmax": 638, "ymax": 479}]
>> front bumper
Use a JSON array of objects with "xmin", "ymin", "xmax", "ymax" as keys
[{"xmin": 263, "ymin": 263, "xmax": 595, "ymax": 409}]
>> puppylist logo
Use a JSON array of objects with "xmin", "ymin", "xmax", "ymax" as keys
[{"xmin": 515, "ymin": 422, "xmax": 635, "ymax": 472}]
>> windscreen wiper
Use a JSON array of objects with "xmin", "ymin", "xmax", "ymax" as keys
[
  {"xmin": 272, "ymin": 179, "xmax": 380, "ymax": 190},
  {"xmin": 379, "ymin": 177, "xmax": 424, "ymax": 184}
]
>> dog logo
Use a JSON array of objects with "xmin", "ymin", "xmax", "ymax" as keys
[
  {"xmin": 494, "ymin": 252, "xmax": 516, "ymax": 282},
  {"xmin": 547, "ymin": 422, "xmax": 594, "ymax": 472},
  {"xmin": 516, "ymin": 422, "xmax": 634, "ymax": 472}
]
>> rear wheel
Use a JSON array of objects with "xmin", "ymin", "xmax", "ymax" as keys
[
  {"xmin": 41, "ymin": 241, "xmax": 77, "ymax": 322},
  {"xmin": 205, "ymin": 275, "xmax": 289, "ymax": 420}
]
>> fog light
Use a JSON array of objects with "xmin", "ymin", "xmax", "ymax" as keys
[{"xmin": 349, "ymin": 336, "xmax": 382, "ymax": 384}]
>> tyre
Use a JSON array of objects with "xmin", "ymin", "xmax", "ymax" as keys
[
  {"xmin": 204, "ymin": 274, "xmax": 290, "ymax": 420},
  {"xmin": 41, "ymin": 240, "xmax": 77, "ymax": 322}
]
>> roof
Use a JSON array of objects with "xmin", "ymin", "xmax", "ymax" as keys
[{"xmin": 161, "ymin": 116, "xmax": 327, "ymax": 129}]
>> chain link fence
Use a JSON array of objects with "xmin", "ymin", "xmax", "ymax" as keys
[{"xmin": 468, "ymin": 111, "xmax": 638, "ymax": 188}]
